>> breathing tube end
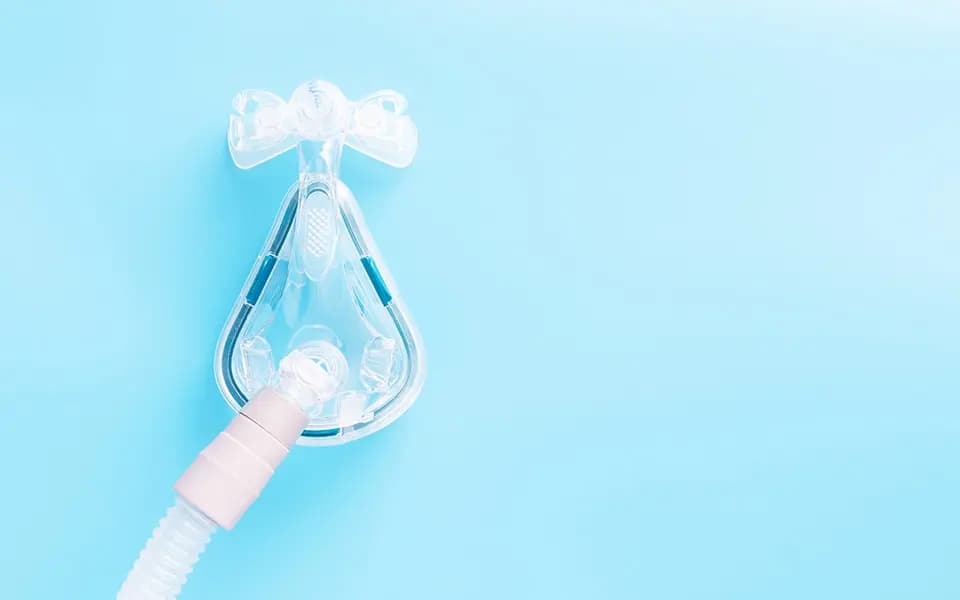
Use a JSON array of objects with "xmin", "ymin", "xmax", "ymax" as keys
[{"xmin": 117, "ymin": 349, "xmax": 343, "ymax": 599}]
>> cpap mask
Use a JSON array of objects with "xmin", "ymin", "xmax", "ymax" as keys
[
  {"xmin": 118, "ymin": 80, "xmax": 424, "ymax": 599},
  {"xmin": 217, "ymin": 80, "xmax": 424, "ymax": 444}
]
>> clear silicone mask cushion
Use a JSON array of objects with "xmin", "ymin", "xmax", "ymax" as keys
[{"xmin": 219, "ymin": 80, "xmax": 425, "ymax": 445}]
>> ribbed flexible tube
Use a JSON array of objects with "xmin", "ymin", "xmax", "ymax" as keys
[{"xmin": 117, "ymin": 497, "xmax": 218, "ymax": 600}]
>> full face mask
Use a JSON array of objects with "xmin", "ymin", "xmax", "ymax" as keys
[
  {"xmin": 118, "ymin": 80, "xmax": 425, "ymax": 600},
  {"xmin": 217, "ymin": 80, "xmax": 425, "ymax": 445}
]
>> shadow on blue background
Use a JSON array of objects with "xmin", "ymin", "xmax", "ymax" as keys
[{"xmin": 0, "ymin": 1, "xmax": 958, "ymax": 598}]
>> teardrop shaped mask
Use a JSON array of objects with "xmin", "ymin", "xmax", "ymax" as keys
[{"xmin": 215, "ymin": 80, "xmax": 425, "ymax": 445}]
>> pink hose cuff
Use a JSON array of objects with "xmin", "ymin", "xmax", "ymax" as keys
[{"xmin": 174, "ymin": 389, "xmax": 308, "ymax": 530}]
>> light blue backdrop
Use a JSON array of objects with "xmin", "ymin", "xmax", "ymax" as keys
[{"xmin": 1, "ymin": 2, "xmax": 958, "ymax": 598}]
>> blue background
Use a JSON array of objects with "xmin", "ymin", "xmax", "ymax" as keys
[{"xmin": 1, "ymin": 2, "xmax": 958, "ymax": 598}]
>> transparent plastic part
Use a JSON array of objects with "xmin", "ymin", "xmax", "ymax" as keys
[{"xmin": 217, "ymin": 81, "xmax": 424, "ymax": 445}]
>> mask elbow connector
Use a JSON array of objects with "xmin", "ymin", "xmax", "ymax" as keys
[{"xmin": 177, "ymin": 348, "xmax": 343, "ymax": 530}]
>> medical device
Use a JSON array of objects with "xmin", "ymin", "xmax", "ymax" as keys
[{"xmin": 118, "ymin": 80, "xmax": 424, "ymax": 599}]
